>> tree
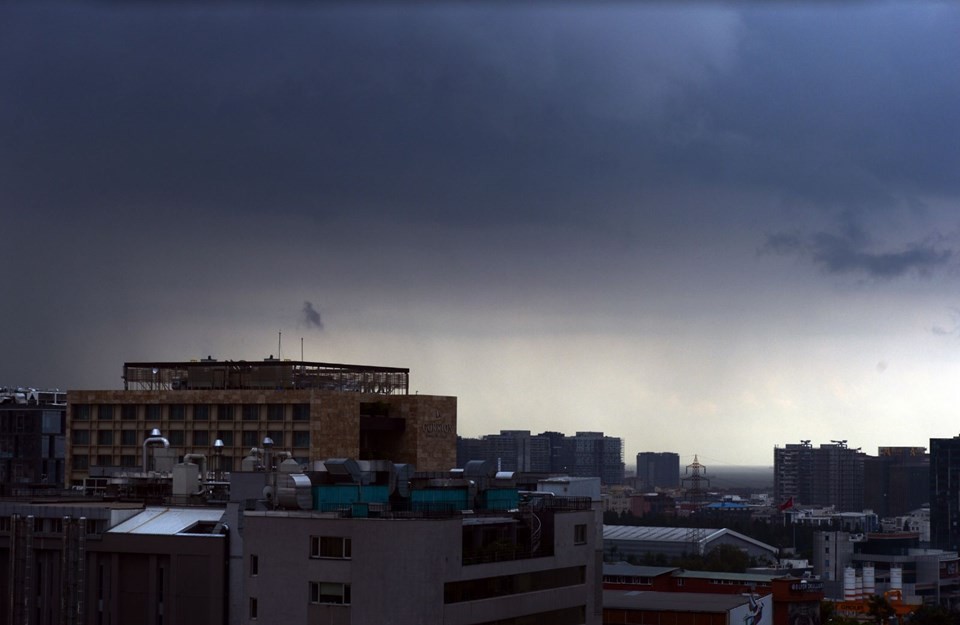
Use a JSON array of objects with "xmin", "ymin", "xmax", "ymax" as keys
[
  {"xmin": 866, "ymin": 595, "xmax": 895, "ymax": 625},
  {"xmin": 905, "ymin": 604, "xmax": 957, "ymax": 625},
  {"xmin": 700, "ymin": 544, "xmax": 750, "ymax": 573},
  {"xmin": 821, "ymin": 601, "xmax": 861, "ymax": 625}
]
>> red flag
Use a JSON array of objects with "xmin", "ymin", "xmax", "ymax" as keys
[{"xmin": 778, "ymin": 496, "xmax": 794, "ymax": 511}]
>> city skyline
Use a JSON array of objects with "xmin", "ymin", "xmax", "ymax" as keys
[{"xmin": 2, "ymin": 2, "xmax": 959, "ymax": 465}]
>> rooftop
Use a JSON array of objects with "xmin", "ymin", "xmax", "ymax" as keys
[
  {"xmin": 604, "ymin": 590, "xmax": 759, "ymax": 612},
  {"xmin": 108, "ymin": 507, "xmax": 225, "ymax": 536},
  {"xmin": 603, "ymin": 562, "xmax": 680, "ymax": 578},
  {"xmin": 603, "ymin": 525, "xmax": 778, "ymax": 554},
  {"xmin": 122, "ymin": 359, "xmax": 409, "ymax": 394}
]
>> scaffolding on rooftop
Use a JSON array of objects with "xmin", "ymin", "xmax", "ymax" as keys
[{"xmin": 123, "ymin": 360, "xmax": 409, "ymax": 395}]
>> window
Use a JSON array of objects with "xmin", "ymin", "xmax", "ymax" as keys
[
  {"xmin": 217, "ymin": 431, "xmax": 233, "ymax": 446},
  {"xmin": 72, "ymin": 455, "xmax": 89, "ymax": 469},
  {"xmin": 121, "ymin": 405, "xmax": 137, "ymax": 420},
  {"xmin": 72, "ymin": 429, "xmax": 90, "ymax": 445},
  {"xmin": 310, "ymin": 536, "xmax": 352, "ymax": 559},
  {"xmin": 249, "ymin": 597, "xmax": 258, "ymax": 620},
  {"xmin": 97, "ymin": 405, "xmax": 114, "ymax": 420},
  {"xmin": 97, "ymin": 430, "xmax": 114, "ymax": 445},
  {"xmin": 193, "ymin": 430, "xmax": 209, "ymax": 446},
  {"xmin": 96, "ymin": 454, "xmax": 113, "ymax": 466},
  {"xmin": 574, "ymin": 524, "xmax": 587, "ymax": 545},
  {"xmin": 73, "ymin": 404, "xmax": 90, "ymax": 421},
  {"xmin": 168, "ymin": 430, "xmax": 184, "ymax": 446},
  {"xmin": 169, "ymin": 404, "xmax": 185, "ymax": 421},
  {"xmin": 444, "ymin": 566, "xmax": 585, "ymax": 604},
  {"xmin": 121, "ymin": 430, "xmax": 137, "ymax": 445},
  {"xmin": 218, "ymin": 404, "xmax": 234, "ymax": 420},
  {"xmin": 293, "ymin": 431, "xmax": 310, "ymax": 448},
  {"xmin": 292, "ymin": 404, "xmax": 310, "ymax": 421},
  {"xmin": 242, "ymin": 431, "xmax": 259, "ymax": 447},
  {"xmin": 242, "ymin": 404, "xmax": 260, "ymax": 421},
  {"xmin": 267, "ymin": 404, "xmax": 284, "ymax": 421},
  {"xmin": 121, "ymin": 455, "xmax": 138, "ymax": 467},
  {"xmin": 250, "ymin": 554, "xmax": 259, "ymax": 576},
  {"xmin": 310, "ymin": 582, "xmax": 350, "ymax": 605},
  {"xmin": 193, "ymin": 405, "xmax": 210, "ymax": 421},
  {"xmin": 267, "ymin": 431, "xmax": 284, "ymax": 447},
  {"xmin": 145, "ymin": 405, "xmax": 161, "ymax": 421}
]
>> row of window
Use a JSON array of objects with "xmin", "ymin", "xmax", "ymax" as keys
[
  {"xmin": 250, "ymin": 590, "xmax": 584, "ymax": 623},
  {"xmin": 71, "ymin": 454, "xmax": 236, "ymax": 470},
  {"xmin": 444, "ymin": 566, "xmax": 586, "ymax": 604},
  {"xmin": 70, "ymin": 429, "xmax": 311, "ymax": 448},
  {"xmin": 72, "ymin": 403, "xmax": 311, "ymax": 421},
  {"xmin": 0, "ymin": 516, "xmax": 99, "ymax": 535}
]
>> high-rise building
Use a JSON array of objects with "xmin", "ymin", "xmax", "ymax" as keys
[
  {"xmin": 774, "ymin": 441, "xmax": 814, "ymax": 507},
  {"xmin": 66, "ymin": 359, "xmax": 456, "ymax": 486},
  {"xmin": 635, "ymin": 452, "xmax": 680, "ymax": 490},
  {"xmin": 455, "ymin": 430, "xmax": 553, "ymax": 472},
  {"xmin": 0, "ymin": 388, "xmax": 67, "ymax": 493},
  {"xmin": 930, "ymin": 436, "xmax": 960, "ymax": 550},
  {"xmin": 864, "ymin": 447, "xmax": 929, "ymax": 519},
  {"xmin": 570, "ymin": 432, "xmax": 624, "ymax": 485},
  {"xmin": 774, "ymin": 440, "xmax": 864, "ymax": 512}
]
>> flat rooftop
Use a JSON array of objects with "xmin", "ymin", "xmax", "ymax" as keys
[{"xmin": 604, "ymin": 590, "xmax": 757, "ymax": 613}]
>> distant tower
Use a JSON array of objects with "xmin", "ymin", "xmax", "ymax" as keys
[
  {"xmin": 683, "ymin": 455, "xmax": 711, "ymax": 554},
  {"xmin": 682, "ymin": 455, "xmax": 710, "ymax": 504}
]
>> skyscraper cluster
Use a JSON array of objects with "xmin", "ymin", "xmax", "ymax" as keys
[{"xmin": 458, "ymin": 430, "xmax": 625, "ymax": 484}]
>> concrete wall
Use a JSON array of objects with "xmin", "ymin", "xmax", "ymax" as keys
[{"xmin": 241, "ymin": 507, "xmax": 600, "ymax": 625}]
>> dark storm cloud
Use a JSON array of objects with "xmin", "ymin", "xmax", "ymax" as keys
[
  {"xmin": 3, "ymin": 2, "xmax": 956, "ymax": 237},
  {"xmin": 301, "ymin": 301, "xmax": 323, "ymax": 330},
  {"xmin": 763, "ymin": 222, "xmax": 952, "ymax": 279}
]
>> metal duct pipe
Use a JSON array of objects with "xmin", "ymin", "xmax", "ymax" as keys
[
  {"xmin": 182, "ymin": 454, "xmax": 208, "ymax": 480},
  {"xmin": 77, "ymin": 518, "xmax": 87, "ymax": 625},
  {"xmin": 61, "ymin": 516, "xmax": 71, "ymax": 625},
  {"xmin": 142, "ymin": 435, "xmax": 170, "ymax": 474},
  {"xmin": 24, "ymin": 515, "xmax": 35, "ymax": 625},
  {"xmin": 8, "ymin": 514, "xmax": 18, "ymax": 625}
]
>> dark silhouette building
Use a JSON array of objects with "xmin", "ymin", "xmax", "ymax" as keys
[
  {"xmin": 863, "ymin": 447, "xmax": 928, "ymax": 519},
  {"xmin": 931, "ymin": 435, "xmax": 960, "ymax": 551},
  {"xmin": 458, "ymin": 430, "xmax": 624, "ymax": 484},
  {"xmin": 636, "ymin": 452, "xmax": 680, "ymax": 490},
  {"xmin": 0, "ymin": 388, "xmax": 66, "ymax": 493},
  {"xmin": 774, "ymin": 440, "xmax": 864, "ymax": 512}
]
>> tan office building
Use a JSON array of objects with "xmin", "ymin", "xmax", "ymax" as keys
[{"xmin": 66, "ymin": 359, "xmax": 456, "ymax": 485}]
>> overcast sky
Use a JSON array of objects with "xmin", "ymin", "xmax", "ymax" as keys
[{"xmin": 2, "ymin": 1, "xmax": 959, "ymax": 466}]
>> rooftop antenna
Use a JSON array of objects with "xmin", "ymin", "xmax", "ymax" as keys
[
  {"xmin": 278, "ymin": 330, "xmax": 282, "ymax": 360},
  {"xmin": 301, "ymin": 337, "xmax": 304, "ymax": 362}
]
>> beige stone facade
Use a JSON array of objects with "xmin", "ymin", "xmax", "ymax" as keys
[{"xmin": 65, "ymin": 389, "xmax": 456, "ymax": 485}]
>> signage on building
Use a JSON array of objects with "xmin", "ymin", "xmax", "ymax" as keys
[{"xmin": 421, "ymin": 411, "xmax": 451, "ymax": 438}]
